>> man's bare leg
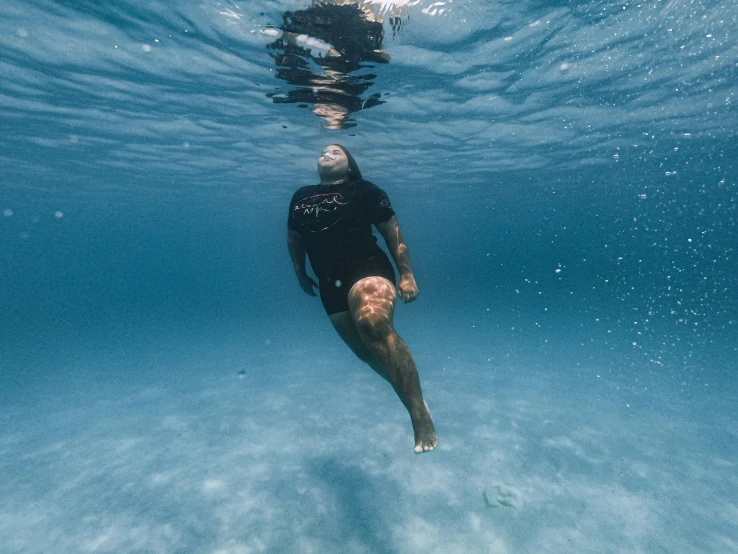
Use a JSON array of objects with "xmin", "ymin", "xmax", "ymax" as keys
[
  {"xmin": 329, "ymin": 311, "xmax": 391, "ymax": 383},
  {"xmin": 346, "ymin": 276, "xmax": 438, "ymax": 453}
]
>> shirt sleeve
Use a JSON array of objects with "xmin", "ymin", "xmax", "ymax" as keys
[
  {"xmin": 287, "ymin": 189, "xmax": 300, "ymax": 231},
  {"xmin": 363, "ymin": 181, "xmax": 395, "ymax": 225}
]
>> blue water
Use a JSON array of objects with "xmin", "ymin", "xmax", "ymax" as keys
[{"xmin": 1, "ymin": 1, "xmax": 737, "ymax": 552}]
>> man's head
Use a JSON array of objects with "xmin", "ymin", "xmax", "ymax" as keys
[{"xmin": 317, "ymin": 144, "xmax": 362, "ymax": 182}]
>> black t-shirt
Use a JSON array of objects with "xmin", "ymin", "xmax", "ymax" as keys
[{"xmin": 287, "ymin": 179, "xmax": 395, "ymax": 281}]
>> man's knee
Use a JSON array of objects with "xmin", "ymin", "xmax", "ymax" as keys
[
  {"xmin": 348, "ymin": 277, "xmax": 395, "ymax": 341},
  {"xmin": 348, "ymin": 277, "xmax": 395, "ymax": 308}
]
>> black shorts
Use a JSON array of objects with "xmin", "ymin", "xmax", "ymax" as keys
[{"xmin": 319, "ymin": 253, "xmax": 396, "ymax": 315}]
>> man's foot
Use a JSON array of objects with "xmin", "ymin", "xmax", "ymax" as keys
[{"xmin": 412, "ymin": 407, "xmax": 438, "ymax": 453}]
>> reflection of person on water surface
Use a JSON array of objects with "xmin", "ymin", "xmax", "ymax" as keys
[
  {"xmin": 266, "ymin": 1, "xmax": 396, "ymax": 129},
  {"xmin": 287, "ymin": 145, "xmax": 438, "ymax": 453}
]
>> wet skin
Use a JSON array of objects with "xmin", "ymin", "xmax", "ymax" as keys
[
  {"xmin": 317, "ymin": 145, "xmax": 350, "ymax": 183},
  {"xmin": 330, "ymin": 276, "xmax": 438, "ymax": 453},
  {"xmin": 288, "ymin": 145, "xmax": 438, "ymax": 453}
]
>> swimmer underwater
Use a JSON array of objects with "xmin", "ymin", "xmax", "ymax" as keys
[{"xmin": 287, "ymin": 145, "xmax": 438, "ymax": 453}]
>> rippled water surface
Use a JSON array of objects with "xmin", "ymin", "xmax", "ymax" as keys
[
  {"xmin": 3, "ymin": 0, "xmax": 736, "ymax": 191},
  {"xmin": 1, "ymin": 1, "xmax": 737, "ymax": 553}
]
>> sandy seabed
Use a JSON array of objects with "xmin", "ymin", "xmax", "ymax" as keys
[{"xmin": 2, "ymin": 328, "xmax": 736, "ymax": 554}]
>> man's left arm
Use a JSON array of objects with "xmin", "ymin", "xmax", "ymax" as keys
[{"xmin": 376, "ymin": 216, "xmax": 418, "ymax": 303}]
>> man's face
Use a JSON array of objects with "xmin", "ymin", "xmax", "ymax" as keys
[{"xmin": 318, "ymin": 144, "xmax": 349, "ymax": 175}]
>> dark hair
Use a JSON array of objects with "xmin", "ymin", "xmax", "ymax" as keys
[{"xmin": 333, "ymin": 144, "xmax": 363, "ymax": 181}]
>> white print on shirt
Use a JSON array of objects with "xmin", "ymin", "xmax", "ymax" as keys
[{"xmin": 294, "ymin": 192, "xmax": 348, "ymax": 232}]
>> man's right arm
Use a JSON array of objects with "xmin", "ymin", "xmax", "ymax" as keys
[
  {"xmin": 287, "ymin": 229, "xmax": 317, "ymax": 296},
  {"xmin": 287, "ymin": 229, "xmax": 306, "ymax": 274}
]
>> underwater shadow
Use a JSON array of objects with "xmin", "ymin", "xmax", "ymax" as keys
[{"xmin": 305, "ymin": 456, "xmax": 401, "ymax": 554}]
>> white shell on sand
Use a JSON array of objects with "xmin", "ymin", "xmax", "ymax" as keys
[{"xmin": 483, "ymin": 482, "xmax": 523, "ymax": 510}]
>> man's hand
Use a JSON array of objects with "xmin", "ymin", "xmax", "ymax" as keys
[
  {"xmin": 297, "ymin": 273, "xmax": 318, "ymax": 296},
  {"xmin": 398, "ymin": 273, "xmax": 418, "ymax": 303}
]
